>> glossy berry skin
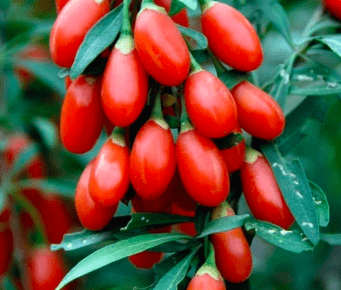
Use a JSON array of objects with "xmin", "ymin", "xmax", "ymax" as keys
[
  {"xmin": 324, "ymin": 0, "xmax": 341, "ymax": 20},
  {"xmin": 50, "ymin": 0, "xmax": 110, "ymax": 67},
  {"xmin": 154, "ymin": 0, "xmax": 189, "ymax": 27},
  {"xmin": 101, "ymin": 45, "xmax": 149, "ymax": 127},
  {"xmin": 240, "ymin": 149, "xmax": 294, "ymax": 229},
  {"xmin": 55, "ymin": 0, "xmax": 70, "ymax": 13},
  {"xmin": 185, "ymin": 70, "xmax": 237, "ymax": 138},
  {"xmin": 130, "ymin": 119, "xmax": 176, "ymax": 200},
  {"xmin": 176, "ymin": 129, "xmax": 229, "ymax": 207},
  {"xmin": 60, "ymin": 76, "xmax": 104, "ymax": 154},
  {"xmin": 187, "ymin": 273, "xmax": 226, "ymax": 290},
  {"xmin": 231, "ymin": 81, "xmax": 285, "ymax": 140},
  {"xmin": 75, "ymin": 161, "xmax": 118, "ymax": 230},
  {"xmin": 201, "ymin": 2, "xmax": 263, "ymax": 71},
  {"xmin": 65, "ymin": 76, "xmax": 72, "ymax": 90},
  {"xmin": 89, "ymin": 137, "xmax": 129, "ymax": 207},
  {"xmin": 129, "ymin": 251, "xmax": 164, "ymax": 269},
  {"xmin": 134, "ymin": 6, "xmax": 190, "ymax": 86},
  {"xmin": 25, "ymin": 246, "xmax": 69, "ymax": 290},
  {"xmin": 219, "ymin": 126, "xmax": 245, "ymax": 173},
  {"xmin": 0, "ymin": 227, "xmax": 13, "ymax": 278},
  {"xmin": 211, "ymin": 203, "xmax": 252, "ymax": 284}
]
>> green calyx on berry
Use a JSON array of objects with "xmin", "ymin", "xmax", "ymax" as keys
[
  {"xmin": 245, "ymin": 147, "xmax": 262, "ymax": 164},
  {"xmin": 110, "ymin": 126, "xmax": 126, "ymax": 147}
]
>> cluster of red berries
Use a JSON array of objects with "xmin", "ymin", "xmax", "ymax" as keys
[
  {"xmin": 50, "ymin": 0, "xmax": 295, "ymax": 286},
  {"xmin": 0, "ymin": 134, "xmax": 73, "ymax": 288}
]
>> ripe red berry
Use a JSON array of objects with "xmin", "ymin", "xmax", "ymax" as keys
[
  {"xmin": 75, "ymin": 161, "xmax": 117, "ymax": 230},
  {"xmin": 219, "ymin": 126, "xmax": 246, "ymax": 173},
  {"xmin": 0, "ymin": 227, "xmax": 13, "ymax": 278},
  {"xmin": 176, "ymin": 129, "xmax": 229, "ymax": 207},
  {"xmin": 323, "ymin": 0, "xmax": 341, "ymax": 20},
  {"xmin": 201, "ymin": 2, "xmax": 263, "ymax": 71},
  {"xmin": 134, "ymin": 5, "xmax": 190, "ymax": 86},
  {"xmin": 64, "ymin": 76, "xmax": 72, "ymax": 90},
  {"xmin": 89, "ymin": 132, "xmax": 130, "ymax": 207},
  {"xmin": 154, "ymin": 0, "xmax": 189, "ymax": 27},
  {"xmin": 4, "ymin": 134, "xmax": 45, "ymax": 178},
  {"xmin": 50, "ymin": 0, "xmax": 110, "ymax": 67},
  {"xmin": 231, "ymin": 81, "xmax": 285, "ymax": 140},
  {"xmin": 211, "ymin": 202, "xmax": 253, "ymax": 283},
  {"xmin": 101, "ymin": 39, "xmax": 149, "ymax": 127},
  {"xmin": 25, "ymin": 246, "xmax": 70, "ymax": 290},
  {"xmin": 240, "ymin": 148, "xmax": 295, "ymax": 229},
  {"xmin": 130, "ymin": 119, "xmax": 176, "ymax": 200},
  {"xmin": 187, "ymin": 272, "xmax": 226, "ymax": 290},
  {"xmin": 129, "ymin": 251, "xmax": 164, "ymax": 269},
  {"xmin": 184, "ymin": 70, "xmax": 237, "ymax": 138},
  {"xmin": 60, "ymin": 75, "xmax": 104, "ymax": 154}
]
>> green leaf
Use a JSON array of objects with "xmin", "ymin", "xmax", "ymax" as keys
[
  {"xmin": 317, "ymin": 35, "xmax": 341, "ymax": 59},
  {"xmin": 194, "ymin": 206, "xmax": 211, "ymax": 235},
  {"xmin": 58, "ymin": 68, "xmax": 70, "ymax": 79},
  {"xmin": 260, "ymin": 142, "xmax": 320, "ymax": 245},
  {"xmin": 190, "ymin": 49, "xmax": 209, "ymax": 64},
  {"xmin": 0, "ymin": 70, "xmax": 22, "ymax": 113},
  {"xmin": 214, "ymin": 133, "xmax": 244, "ymax": 150},
  {"xmin": 218, "ymin": 69, "xmax": 251, "ymax": 90},
  {"xmin": 177, "ymin": 25, "xmax": 207, "ymax": 49},
  {"xmin": 309, "ymin": 181, "xmax": 329, "ymax": 227},
  {"xmin": 197, "ymin": 214, "xmax": 250, "ymax": 238},
  {"xmin": 8, "ymin": 143, "xmax": 40, "ymax": 178},
  {"xmin": 320, "ymin": 233, "xmax": 341, "ymax": 245},
  {"xmin": 277, "ymin": 97, "xmax": 329, "ymax": 155},
  {"xmin": 245, "ymin": 219, "xmax": 314, "ymax": 253},
  {"xmin": 307, "ymin": 17, "xmax": 341, "ymax": 36},
  {"xmin": 0, "ymin": 188, "xmax": 5, "ymax": 215},
  {"xmin": 0, "ymin": 276, "xmax": 16, "ymax": 290},
  {"xmin": 16, "ymin": 60, "xmax": 65, "ymax": 96},
  {"xmin": 51, "ymin": 229, "xmax": 118, "ymax": 251},
  {"xmin": 0, "ymin": 0, "xmax": 10, "ymax": 11},
  {"xmin": 151, "ymin": 239, "xmax": 200, "ymax": 253},
  {"xmin": 31, "ymin": 117, "xmax": 58, "ymax": 149},
  {"xmin": 70, "ymin": 5, "xmax": 123, "ymax": 79},
  {"xmin": 175, "ymin": 0, "xmax": 197, "ymax": 11},
  {"xmin": 164, "ymin": 115, "xmax": 180, "ymax": 129},
  {"xmin": 260, "ymin": 0, "xmax": 294, "ymax": 49},
  {"xmin": 169, "ymin": 0, "xmax": 186, "ymax": 16},
  {"xmin": 56, "ymin": 233, "xmax": 192, "ymax": 290},
  {"xmin": 123, "ymin": 213, "xmax": 193, "ymax": 231},
  {"xmin": 153, "ymin": 249, "xmax": 199, "ymax": 290}
]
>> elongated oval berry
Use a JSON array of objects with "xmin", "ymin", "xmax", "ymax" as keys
[
  {"xmin": 50, "ymin": 0, "xmax": 110, "ymax": 67},
  {"xmin": 101, "ymin": 37, "xmax": 149, "ymax": 127},
  {"xmin": 129, "ymin": 251, "xmax": 164, "ymax": 269},
  {"xmin": 89, "ymin": 131, "xmax": 130, "ymax": 207},
  {"xmin": 219, "ymin": 126, "xmax": 245, "ymax": 173},
  {"xmin": 0, "ymin": 227, "xmax": 13, "ymax": 278},
  {"xmin": 130, "ymin": 119, "xmax": 176, "ymax": 200},
  {"xmin": 134, "ymin": 5, "xmax": 190, "ymax": 86},
  {"xmin": 185, "ymin": 70, "xmax": 237, "ymax": 138},
  {"xmin": 201, "ymin": 2, "xmax": 263, "ymax": 71},
  {"xmin": 25, "ymin": 246, "xmax": 70, "ymax": 290},
  {"xmin": 211, "ymin": 202, "xmax": 252, "ymax": 283},
  {"xmin": 154, "ymin": 0, "xmax": 189, "ymax": 27},
  {"xmin": 323, "ymin": 0, "xmax": 341, "ymax": 20},
  {"xmin": 176, "ymin": 129, "xmax": 229, "ymax": 207},
  {"xmin": 240, "ymin": 148, "xmax": 294, "ymax": 229},
  {"xmin": 231, "ymin": 81, "xmax": 285, "ymax": 140},
  {"xmin": 75, "ymin": 161, "xmax": 117, "ymax": 230},
  {"xmin": 187, "ymin": 272, "xmax": 226, "ymax": 290},
  {"xmin": 60, "ymin": 75, "xmax": 104, "ymax": 154}
]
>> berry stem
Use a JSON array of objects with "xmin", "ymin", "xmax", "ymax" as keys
[
  {"xmin": 180, "ymin": 94, "xmax": 193, "ymax": 134},
  {"xmin": 110, "ymin": 126, "xmax": 126, "ymax": 147},
  {"xmin": 122, "ymin": 0, "xmax": 132, "ymax": 36},
  {"xmin": 189, "ymin": 53, "xmax": 203, "ymax": 74},
  {"xmin": 208, "ymin": 49, "xmax": 226, "ymax": 76}
]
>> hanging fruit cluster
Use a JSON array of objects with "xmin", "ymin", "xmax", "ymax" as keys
[{"xmin": 51, "ymin": 0, "xmax": 296, "ymax": 287}]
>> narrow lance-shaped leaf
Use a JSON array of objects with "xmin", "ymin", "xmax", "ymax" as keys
[
  {"xmin": 177, "ymin": 25, "xmax": 207, "ymax": 49},
  {"xmin": 123, "ymin": 213, "xmax": 193, "ymax": 231},
  {"xmin": 316, "ymin": 35, "xmax": 341, "ymax": 59},
  {"xmin": 320, "ymin": 233, "xmax": 341, "ymax": 245},
  {"xmin": 169, "ymin": 0, "xmax": 185, "ymax": 16},
  {"xmin": 245, "ymin": 219, "xmax": 314, "ymax": 253},
  {"xmin": 153, "ymin": 248, "xmax": 199, "ymax": 290},
  {"xmin": 260, "ymin": 142, "xmax": 320, "ymax": 245},
  {"xmin": 70, "ymin": 5, "xmax": 124, "ymax": 79},
  {"xmin": 309, "ymin": 181, "xmax": 329, "ymax": 227},
  {"xmin": 176, "ymin": 0, "xmax": 197, "ymax": 11},
  {"xmin": 198, "ymin": 214, "xmax": 250, "ymax": 238},
  {"xmin": 56, "ymin": 233, "xmax": 192, "ymax": 289},
  {"xmin": 31, "ymin": 117, "xmax": 58, "ymax": 149}
]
